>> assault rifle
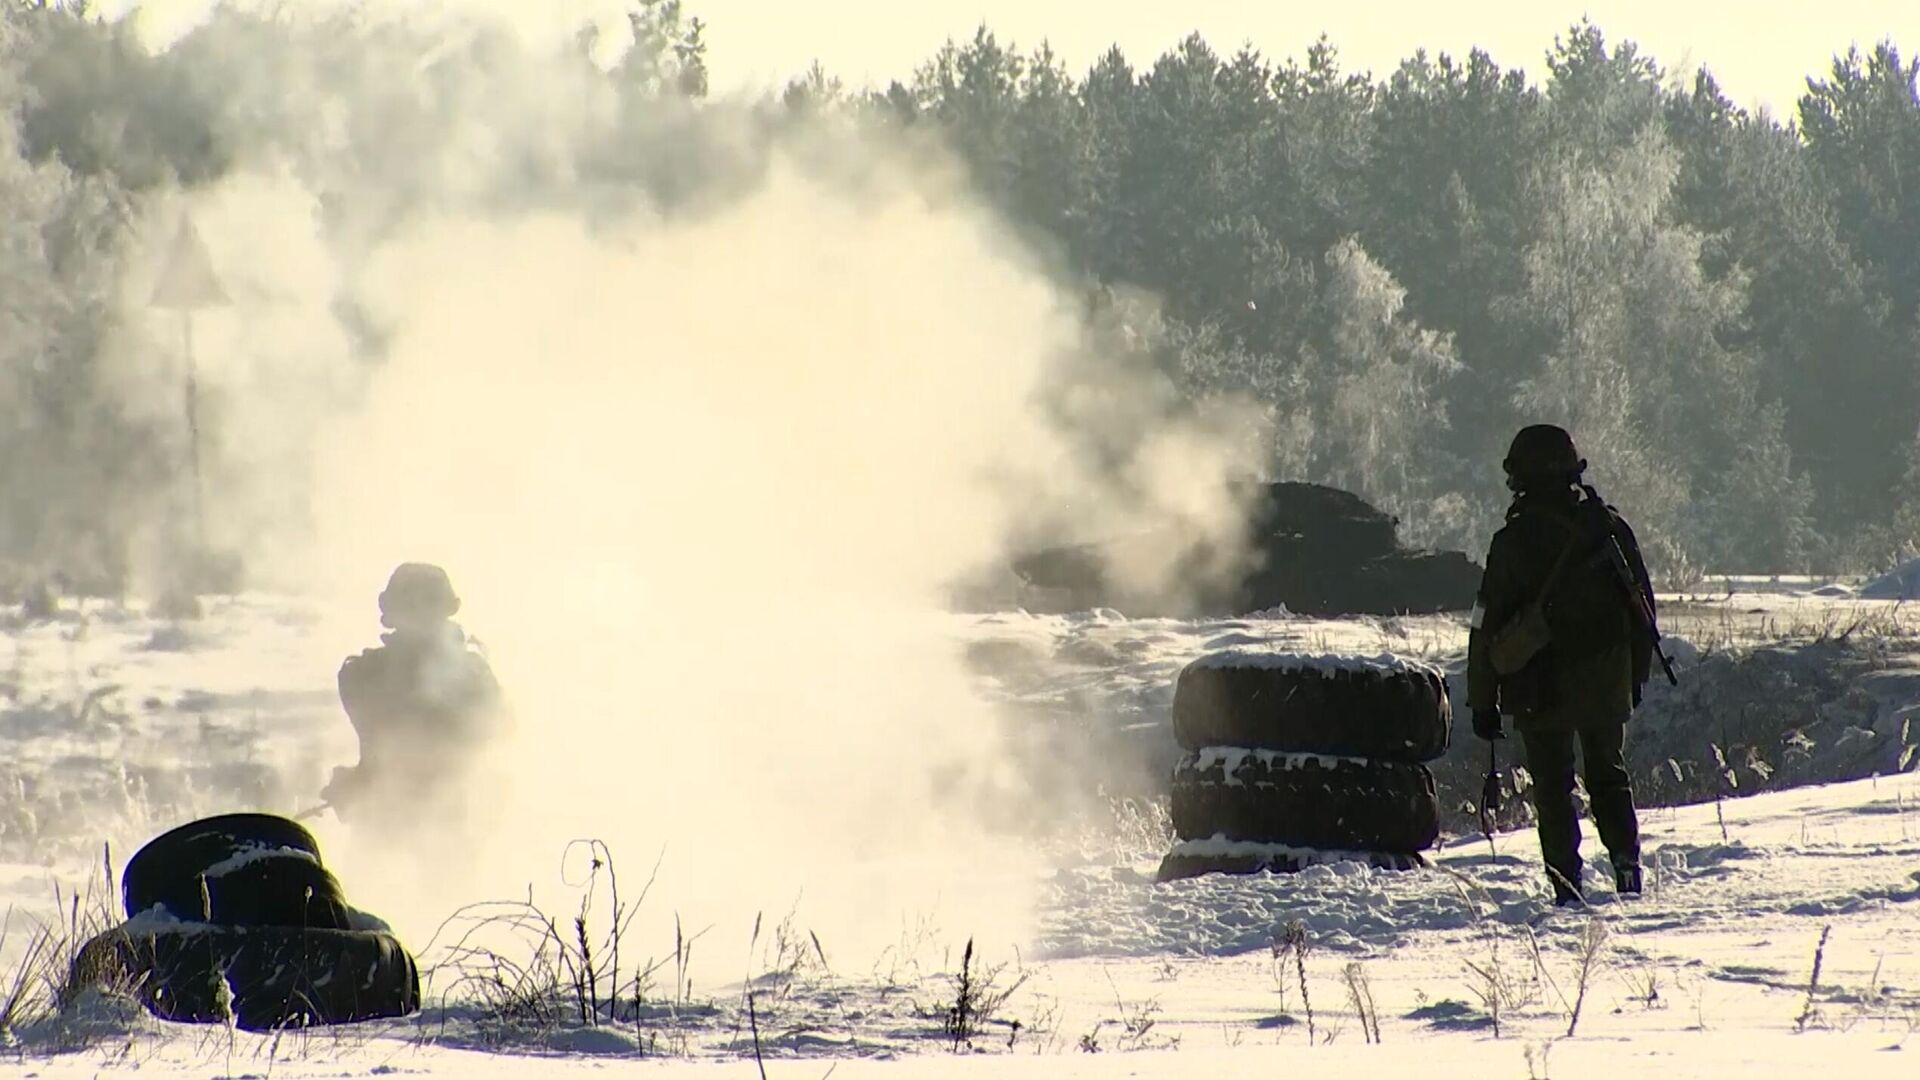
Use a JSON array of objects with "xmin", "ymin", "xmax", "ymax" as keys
[{"xmin": 1578, "ymin": 485, "xmax": 1679, "ymax": 687}]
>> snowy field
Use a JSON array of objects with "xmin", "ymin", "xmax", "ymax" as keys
[{"xmin": 2, "ymin": 592, "xmax": 1918, "ymax": 1077}]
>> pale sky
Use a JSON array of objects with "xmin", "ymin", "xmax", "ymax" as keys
[{"xmin": 97, "ymin": 1, "xmax": 1920, "ymax": 119}]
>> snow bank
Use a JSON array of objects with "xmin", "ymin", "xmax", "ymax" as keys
[{"xmin": 1861, "ymin": 557, "xmax": 1920, "ymax": 600}]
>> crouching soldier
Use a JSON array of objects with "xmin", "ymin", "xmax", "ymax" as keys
[
  {"xmin": 1467, "ymin": 425, "xmax": 1661, "ymax": 906},
  {"xmin": 322, "ymin": 563, "xmax": 507, "ymax": 826}
]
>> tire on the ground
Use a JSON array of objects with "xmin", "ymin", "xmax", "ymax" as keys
[
  {"xmin": 72, "ymin": 923, "xmax": 419, "ymax": 1031},
  {"xmin": 1171, "ymin": 653, "xmax": 1450, "ymax": 761},
  {"xmin": 122, "ymin": 813, "xmax": 350, "ymax": 930},
  {"xmin": 1169, "ymin": 751, "xmax": 1439, "ymax": 852},
  {"xmin": 1155, "ymin": 845, "xmax": 1426, "ymax": 883}
]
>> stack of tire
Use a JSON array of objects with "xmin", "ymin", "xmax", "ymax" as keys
[
  {"xmin": 69, "ymin": 814, "xmax": 419, "ymax": 1031},
  {"xmin": 1156, "ymin": 649, "xmax": 1449, "ymax": 882}
]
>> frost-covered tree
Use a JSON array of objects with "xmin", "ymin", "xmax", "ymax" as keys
[
  {"xmin": 617, "ymin": 0, "xmax": 709, "ymax": 98},
  {"xmin": 1310, "ymin": 239, "xmax": 1469, "ymax": 548},
  {"xmin": 1173, "ymin": 317, "xmax": 1315, "ymax": 482},
  {"xmin": 1512, "ymin": 133, "xmax": 1685, "ymax": 547},
  {"xmin": 0, "ymin": 12, "xmax": 167, "ymax": 593},
  {"xmin": 1886, "ymin": 425, "xmax": 1920, "ymax": 563},
  {"xmin": 1513, "ymin": 126, "xmax": 1811, "ymax": 572},
  {"xmin": 4, "ymin": 4, "xmax": 1919, "ymax": 584},
  {"xmin": 1799, "ymin": 43, "xmax": 1920, "ymax": 538}
]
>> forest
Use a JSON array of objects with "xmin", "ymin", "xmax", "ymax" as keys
[{"xmin": 1, "ymin": 0, "xmax": 1917, "ymax": 591}]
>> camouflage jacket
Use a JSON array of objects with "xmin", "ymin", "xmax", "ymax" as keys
[
  {"xmin": 1465, "ymin": 488, "xmax": 1656, "ymax": 724},
  {"xmin": 338, "ymin": 623, "xmax": 504, "ymax": 765}
]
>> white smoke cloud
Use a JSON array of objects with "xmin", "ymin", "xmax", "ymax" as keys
[
  {"xmin": 293, "ymin": 153, "xmax": 1098, "ymax": 955},
  {"xmin": 72, "ymin": 6, "xmax": 1269, "ymax": 964},
  {"xmin": 102, "ymin": 169, "xmax": 356, "ymax": 593}
]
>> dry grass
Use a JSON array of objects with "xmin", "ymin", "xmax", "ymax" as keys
[
  {"xmin": 1664, "ymin": 599, "xmax": 1917, "ymax": 655},
  {"xmin": 932, "ymin": 937, "xmax": 1030, "ymax": 1050},
  {"xmin": 1795, "ymin": 925, "xmax": 1833, "ymax": 1033},
  {"xmin": 417, "ymin": 839, "xmax": 672, "ymax": 1047},
  {"xmin": 1343, "ymin": 961, "xmax": 1382, "ymax": 1043},
  {"xmin": 1078, "ymin": 969, "xmax": 1174, "ymax": 1053},
  {"xmin": 1562, "ymin": 917, "xmax": 1609, "ymax": 1037},
  {"xmin": 1275, "ymin": 920, "xmax": 1317, "ymax": 1044},
  {"xmin": 0, "ymin": 843, "xmax": 140, "ymax": 1051},
  {"xmin": 1104, "ymin": 794, "xmax": 1174, "ymax": 864},
  {"xmin": 1437, "ymin": 866, "xmax": 1548, "ymax": 1039},
  {"xmin": 0, "ymin": 912, "xmax": 58, "ymax": 1039}
]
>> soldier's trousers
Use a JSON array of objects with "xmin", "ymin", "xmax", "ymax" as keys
[{"xmin": 1519, "ymin": 720, "xmax": 1640, "ymax": 893}]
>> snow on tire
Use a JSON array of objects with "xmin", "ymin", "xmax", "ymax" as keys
[
  {"xmin": 1171, "ymin": 650, "xmax": 1450, "ymax": 762},
  {"xmin": 121, "ymin": 813, "xmax": 351, "ymax": 929},
  {"xmin": 1155, "ymin": 838, "xmax": 1426, "ymax": 883},
  {"xmin": 1170, "ymin": 749, "xmax": 1439, "ymax": 852},
  {"xmin": 71, "ymin": 921, "xmax": 419, "ymax": 1031}
]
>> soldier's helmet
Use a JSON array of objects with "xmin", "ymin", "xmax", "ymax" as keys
[
  {"xmin": 1502, "ymin": 424, "xmax": 1586, "ymax": 489},
  {"xmin": 378, "ymin": 562, "xmax": 461, "ymax": 629}
]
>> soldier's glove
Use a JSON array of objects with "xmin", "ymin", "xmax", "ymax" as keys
[{"xmin": 1472, "ymin": 708, "xmax": 1505, "ymax": 741}]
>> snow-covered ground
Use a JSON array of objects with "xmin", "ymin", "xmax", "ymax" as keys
[{"xmin": 3, "ymin": 593, "xmax": 1919, "ymax": 1077}]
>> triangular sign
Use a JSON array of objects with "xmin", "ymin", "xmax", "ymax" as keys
[{"xmin": 150, "ymin": 216, "xmax": 227, "ymax": 310}]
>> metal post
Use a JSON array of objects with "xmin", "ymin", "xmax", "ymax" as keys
[{"xmin": 182, "ymin": 310, "xmax": 205, "ymax": 554}]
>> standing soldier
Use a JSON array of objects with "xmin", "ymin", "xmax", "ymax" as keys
[
  {"xmin": 1466, "ymin": 425, "xmax": 1661, "ymax": 906},
  {"xmin": 321, "ymin": 563, "xmax": 507, "ymax": 826}
]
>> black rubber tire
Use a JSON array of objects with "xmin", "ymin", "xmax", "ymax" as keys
[
  {"xmin": 1155, "ymin": 844, "xmax": 1426, "ymax": 883},
  {"xmin": 1171, "ymin": 653, "xmax": 1450, "ymax": 761},
  {"xmin": 204, "ymin": 856, "xmax": 353, "ymax": 930},
  {"xmin": 1169, "ymin": 751, "xmax": 1439, "ymax": 851},
  {"xmin": 122, "ymin": 814, "xmax": 349, "ymax": 930},
  {"xmin": 72, "ymin": 923, "xmax": 419, "ymax": 1031}
]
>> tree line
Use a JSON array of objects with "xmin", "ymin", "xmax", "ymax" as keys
[
  {"xmin": 1, "ymin": 1, "xmax": 1916, "ymax": 593},
  {"xmin": 865, "ymin": 22, "xmax": 1920, "ymax": 579}
]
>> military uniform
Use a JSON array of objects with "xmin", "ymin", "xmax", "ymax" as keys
[
  {"xmin": 338, "ymin": 626, "xmax": 502, "ymax": 764},
  {"xmin": 323, "ymin": 564, "xmax": 506, "ymax": 826},
  {"xmin": 1466, "ymin": 427, "xmax": 1657, "ymax": 904}
]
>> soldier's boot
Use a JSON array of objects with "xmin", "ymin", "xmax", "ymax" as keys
[
  {"xmin": 1548, "ymin": 863, "xmax": 1584, "ymax": 907},
  {"xmin": 1613, "ymin": 861, "xmax": 1643, "ymax": 896}
]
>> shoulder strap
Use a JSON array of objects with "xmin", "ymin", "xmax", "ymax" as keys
[
  {"xmin": 1524, "ymin": 506, "xmax": 1586, "ymax": 608},
  {"xmin": 1576, "ymin": 486, "xmax": 1630, "ymax": 558}
]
